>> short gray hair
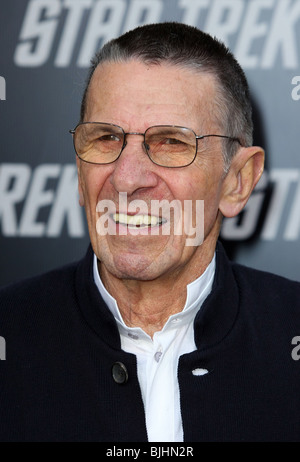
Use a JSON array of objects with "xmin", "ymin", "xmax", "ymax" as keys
[{"xmin": 80, "ymin": 22, "xmax": 253, "ymax": 170}]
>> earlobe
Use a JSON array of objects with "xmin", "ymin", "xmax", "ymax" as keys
[
  {"xmin": 78, "ymin": 186, "xmax": 85, "ymax": 207},
  {"xmin": 219, "ymin": 146, "xmax": 265, "ymax": 218}
]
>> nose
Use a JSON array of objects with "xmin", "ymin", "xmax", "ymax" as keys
[{"xmin": 110, "ymin": 134, "xmax": 159, "ymax": 196}]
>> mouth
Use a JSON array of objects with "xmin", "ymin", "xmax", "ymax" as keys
[{"xmin": 112, "ymin": 213, "xmax": 166, "ymax": 228}]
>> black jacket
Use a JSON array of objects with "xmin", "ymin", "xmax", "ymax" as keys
[{"xmin": 0, "ymin": 243, "xmax": 300, "ymax": 441}]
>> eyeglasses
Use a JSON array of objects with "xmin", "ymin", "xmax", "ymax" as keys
[{"xmin": 69, "ymin": 122, "xmax": 242, "ymax": 168}]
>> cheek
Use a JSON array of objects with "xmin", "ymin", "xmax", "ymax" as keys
[
  {"xmin": 168, "ymin": 169, "xmax": 216, "ymax": 202},
  {"xmin": 178, "ymin": 168, "xmax": 224, "ymax": 226},
  {"xmin": 79, "ymin": 165, "xmax": 113, "ymax": 207}
]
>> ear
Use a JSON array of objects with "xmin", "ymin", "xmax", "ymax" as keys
[
  {"xmin": 219, "ymin": 146, "xmax": 265, "ymax": 218},
  {"xmin": 76, "ymin": 157, "xmax": 85, "ymax": 207}
]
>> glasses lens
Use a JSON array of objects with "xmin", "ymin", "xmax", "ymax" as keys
[
  {"xmin": 74, "ymin": 123, "xmax": 124, "ymax": 164},
  {"xmin": 145, "ymin": 126, "xmax": 197, "ymax": 167}
]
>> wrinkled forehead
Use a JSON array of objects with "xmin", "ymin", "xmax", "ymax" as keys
[{"xmin": 84, "ymin": 59, "xmax": 221, "ymax": 130}]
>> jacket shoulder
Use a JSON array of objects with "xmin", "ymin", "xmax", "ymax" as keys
[
  {"xmin": 231, "ymin": 260, "xmax": 300, "ymax": 313},
  {"xmin": 0, "ymin": 261, "xmax": 79, "ymax": 317}
]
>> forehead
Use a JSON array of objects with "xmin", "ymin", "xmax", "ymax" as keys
[{"xmin": 84, "ymin": 60, "xmax": 218, "ymax": 129}]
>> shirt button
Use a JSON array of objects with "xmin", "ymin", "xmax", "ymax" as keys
[
  {"xmin": 112, "ymin": 362, "xmax": 128, "ymax": 384},
  {"xmin": 128, "ymin": 332, "xmax": 139, "ymax": 340},
  {"xmin": 154, "ymin": 351, "xmax": 162, "ymax": 362}
]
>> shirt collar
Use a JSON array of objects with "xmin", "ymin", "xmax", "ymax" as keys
[{"xmin": 93, "ymin": 253, "xmax": 216, "ymax": 336}]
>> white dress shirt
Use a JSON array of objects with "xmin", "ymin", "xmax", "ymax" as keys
[{"xmin": 93, "ymin": 254, "xmax": 215, "ymax": 442}]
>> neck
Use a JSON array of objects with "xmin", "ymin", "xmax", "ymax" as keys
[
  {"xmin": 99, "ymin": 240, "xmax": 216, "ymax": 337},
  {"xmin": 100, "ymin": 271, "xmax": 187, "ymax": 337}
]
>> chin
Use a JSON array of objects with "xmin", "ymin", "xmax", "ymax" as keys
[
  {"xmin": 95, "ymin": 235, "xmax": 186, "ymax": 281},
  {"xmin": 110, "ymin": 255, "xmax": 162, "ymax": 280}
]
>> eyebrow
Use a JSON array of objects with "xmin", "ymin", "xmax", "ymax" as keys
[{"xmin": 146, "ymin": 127, "xmax": 193, "ymax": 138}]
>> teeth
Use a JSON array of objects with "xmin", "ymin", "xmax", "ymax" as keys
[{"xmin": 113, "ymin": 213, "xmax": 163, "ymax": 227}]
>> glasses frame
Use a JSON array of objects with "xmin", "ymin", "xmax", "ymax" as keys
[{"xmin": 69, "ymin": 122, "xmax": 243, "ymax": 168}]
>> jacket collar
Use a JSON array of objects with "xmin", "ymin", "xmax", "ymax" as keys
[
  {"xmin": 193, "ymin": 242, "xmax": 239, "ymax": 350},
  {"xmin": 75, "ymin": 245, "xmax": 122, "ymax": 349}
]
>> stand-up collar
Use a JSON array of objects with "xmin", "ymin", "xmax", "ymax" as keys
[
  {"xmin": 75, "ymin": 242, "xmax": 239, "ymax": 351},
  {"xmin": 193, "ymin": 242, "xmax": 240, "ymax": 350},
  {"xmin": 92, "ymin": 252, "xmax": 215, "ymax": 340}
]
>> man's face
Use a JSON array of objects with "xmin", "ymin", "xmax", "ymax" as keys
[{"xmin": 77, "ymin": 60, "xmax": 229, "ymax": 283}]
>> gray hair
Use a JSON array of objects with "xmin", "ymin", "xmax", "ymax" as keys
[{"xmin": 80, "ymin": 22, "xmax": 253, "ymax": 170}]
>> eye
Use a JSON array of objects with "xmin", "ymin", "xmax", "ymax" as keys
[
  {"xmin": 98, "ymin": 133, "xmax": 121, "ymax": 142},
  {"xmin": 163, "ymin": 137, "xmax": 185, "ymax": 145}
]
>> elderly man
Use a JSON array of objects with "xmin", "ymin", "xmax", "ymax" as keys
[{"xmin": 0, "ymin": 22, "xmax": 300, "ymax": 442}]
